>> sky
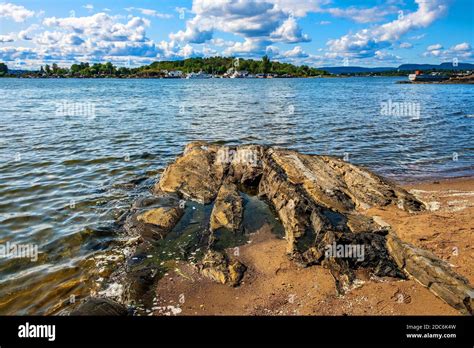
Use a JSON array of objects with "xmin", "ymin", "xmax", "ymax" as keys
[{"xmin": 0, "ymin": 0, "xmax": 473, "ymax": 69}]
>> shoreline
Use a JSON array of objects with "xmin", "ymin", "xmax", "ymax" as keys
[
  {"xmin": 397, "ymin": 79, "xmax": 474, "ymax": 84},
  {"xmin": 391, "ymin": 174, "xmax": 474, "ymax": 186}
]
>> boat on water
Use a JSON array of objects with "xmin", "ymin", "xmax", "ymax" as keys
[
  {"xmin": 185, "ymin": 70, "xmax": 212, "ymax": 79},
  {"xmin": 408, "ymin": 70, "xmax": 449, "ymax": 82}
]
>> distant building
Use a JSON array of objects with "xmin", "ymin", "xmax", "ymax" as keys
[
  {"xmin": 408, "ymin": 70, "xmax": 448, "ymax": 82},
  {"xmin": 168, "ymin": 70, "xmax": 183, "ymax": 78}
]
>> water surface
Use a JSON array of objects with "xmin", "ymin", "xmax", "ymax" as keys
[{"xmin": 0, "ymin": 77, "xmax": 472, "ymax": 314}]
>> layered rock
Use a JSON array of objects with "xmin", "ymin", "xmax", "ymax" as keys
[
  {"xmin": 387, "ymin": 234, "xmax": 473, "ymax": 315},
  {"xmin": 210, "ymin": 181, "xmax": 243, "ymax": 232},
  {"xmin": 135, "ymin": 142, "xmax": 473, "ymax": 314},
  {"xmin": 156, "ymin": 142, "xmax": 227, "ymax": 204}
]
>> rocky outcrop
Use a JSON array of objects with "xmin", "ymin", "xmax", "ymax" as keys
[
  {"xmin": 387, "ymin": 234, "xmax": 473, "ymax": 315},
  {"xmin": 156, "ymin": 142, "xmax": 227, "ymax": 204},
  {"xmin": 257, "ymin": 148, "xmax": 420, "ymax": 263},
  {"xmin": 210, "ymin": 181, "xmax": 243, "ymax": 232},
  {"xmin": 198, "ymin": 250, "xmax": 247, "ymax": 286},
  {"xmin": 121, "ymin": 141, "xmax": 472, "ymax": 314}
]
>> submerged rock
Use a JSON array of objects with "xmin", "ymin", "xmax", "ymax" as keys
[
  {"xmin": 137, "ymin": 206, "xmax": 184, "ymax": 230},
  {"xmin": 124, "ymin": 192, "xmax": 184, "ymax": 241},
  {"xmin": 70, "ymin": 298, "xmax": 128, "ymax": 316}
]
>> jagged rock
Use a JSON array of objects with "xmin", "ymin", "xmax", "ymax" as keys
[
  {"xmin": 257, "ymin": 147, "xmax": 425, "ymax": 269},
  {"xmin": 210, "ymin": 181, "xmax": 243, "ymax": 232},
  {"xmin": 386, "ymin": 234, "xmax": 473, "ymax": 315},
  {"xmin": 137, "ymin": 207, "xmax": 183, "ymax": 230},
  {"xmin": 156, "ymin": 142, "xmax": 227, "ymax": 204},
  {"xmin": 70, "ymin": 298, "xmax": 128, "ymax": 316},
  {"xmin": 119, "ymin": 142, "xmax": 472, "ymax": 314},
  {"xmin": 199, "ymin": 250, "xmax": 246, "ymax": 286}
]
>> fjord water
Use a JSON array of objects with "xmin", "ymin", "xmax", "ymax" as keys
[{"xmin": 0, "ymin": 77, "xmax": 473, "ymax": 314}]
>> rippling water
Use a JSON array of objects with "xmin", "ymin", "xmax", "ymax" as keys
[{"xmin": 0, "ymin": 77, "xmax": 472, "ymax": 314}]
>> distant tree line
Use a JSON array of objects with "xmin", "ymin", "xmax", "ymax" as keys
[
  {"xmin": 0, "ymin": 56, "xmax": 329, "ymax": 78},
  {"xmin": 146, "ymin": 55, "xmax": 326, "ymax": 76},
  {"xmin": 0, "ymin": 62, "xmax": 8, "ymax": 76}
]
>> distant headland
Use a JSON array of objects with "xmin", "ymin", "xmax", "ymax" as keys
[
  {"xmin": 0, "ymin": 56, "xmax": 328, "ymax": 79},
  {"xmin": 1, "ymin": 57, "xmax": 473, "ymax": 79}
]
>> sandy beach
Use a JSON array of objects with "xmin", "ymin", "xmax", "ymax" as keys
[{"xmin": 151, "ymin": 177, "xmax": 473, "ymax": 316}]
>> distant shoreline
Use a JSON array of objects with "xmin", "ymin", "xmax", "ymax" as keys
[{"xmin": 397, "ymin": 79, "xmax": 474, "ymax": 84}]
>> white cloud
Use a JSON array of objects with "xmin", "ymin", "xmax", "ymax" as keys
[
  {"xmin": 0, "ymin": 2, "xmax": 34, "ymax": 22},
  {"xmin": 43, "ymin": 13, "xmax": 151, "ymax": 42},
  {"xmin": 224, "ymin": 38, "xmax": 268, "ymax": 56},
  {"xmin": 282, "ymin": 46, "xmax": 308, "ymax": 58},
  {"xmin": 409, "ymin": 33, "xmax": 426, "ymax": 40},
  {"xmin": 374, "ymin": 50, "xmax": 401, "ymax": 62},
  {"xmin": 18, "ymin": 24, "xmax": 40, "ymax": 40},
  {"xmin": 399, "ymin": 42, "xmax": 413, "ymax": 49},
  {"xmin": 325, "ymin": 6, "xmax": 394, "ymax": 23},
  {"xmin": 170, "ymin": 0, "xmax": 311, "ymax": 47},
  {"xmin": 0, "ymin": 12, "xmax": 180, "ymax": 65},
  {"xmin": 427, "ymin": 43, "xmax": 443, "ymax": 51},
  {"xmin": 270, "ymin": 16, "xmax": 310, "ymax": 43},
  {"xmin": 327, "ymin": 0, "xmax": 448, "ymax": 59},
  {"xmin": 169, "ymin": 16, "xmax": 213, "ymax": 43},
  {"xmin": 0, "ymin": 33, "xmax": 15, "ymax": 43},
  {"xmin": 452, "ymin": 42, "xmax": 471, "ymax": 52},
  {"xmin": 423, "ymin": 42, "xmax": 473, "ymax": 60},
  {"xmin": 269, "ymin": 0, "xmax": 327, "ymax": 17},
  {"xmin": 83, "ymin": 4, "xmax": 94, "ymax": 11},
  {"xmin": 0, "ymin": 46, "xmax": 38, "ymax": 61},
  {"xmin": 124, "ymin": 7, "xmax": 173, "ymax": 19}
]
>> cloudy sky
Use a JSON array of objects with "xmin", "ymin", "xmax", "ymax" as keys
[{"xmin": 0, "ymin": 0, "xmax": 473, "ymax": 69}]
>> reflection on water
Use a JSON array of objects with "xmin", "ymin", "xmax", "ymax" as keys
[{"xmin": 0, "ymin": 77, "xmax": 472, "ymax": 314}]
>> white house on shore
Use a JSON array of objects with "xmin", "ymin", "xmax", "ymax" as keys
[{"xmin": 168, "ymin": 70, "xmax": 183, "ymax": 78}]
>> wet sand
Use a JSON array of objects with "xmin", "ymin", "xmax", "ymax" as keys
[{"xmin": 151, "ymin": 177, "xmax": 473, "ymax": 316}]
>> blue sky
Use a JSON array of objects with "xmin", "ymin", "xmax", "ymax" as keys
[{"xmin": 0, "ymin": 0, "xmax": 473, "ymax": 69}]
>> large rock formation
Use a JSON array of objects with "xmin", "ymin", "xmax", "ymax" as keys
[{"xmin": 122, "ymin": 142, "xmax": 472, "ymax": 314}]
